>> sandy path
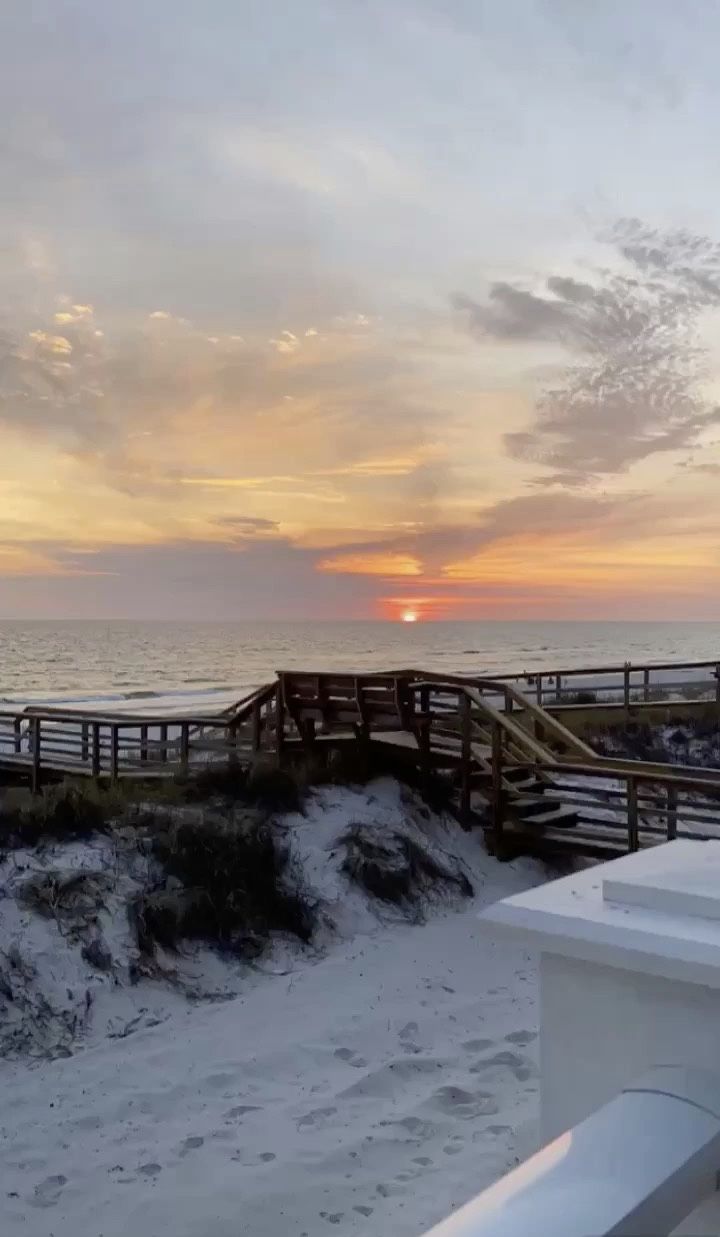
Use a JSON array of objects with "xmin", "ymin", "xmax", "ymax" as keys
[{"xmin": 1, "ymin": 901, "xmax": 538, "ymax": 1237}]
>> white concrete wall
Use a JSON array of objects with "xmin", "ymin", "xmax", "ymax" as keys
[
  {"xmin": 540, "ymin": 951, "xmax": 720, "ymax": 1236},
  {"xmin": 540, "ymin": 952, "xmax": 720, "ymax": 1142}
]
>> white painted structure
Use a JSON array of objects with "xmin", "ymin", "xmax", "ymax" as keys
[
  {"xmin": 423, "ymin": 1066, "xmax": 720, "ymax": 1237},
  {"xmin": 479, "ymin": 838, "xmax": 720, "ymax": 1235}
]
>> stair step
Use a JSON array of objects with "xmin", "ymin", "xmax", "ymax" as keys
[
  {"xmin": 508, "ymin": 796, "xmax": 551, "ymax": 818},
  {"xmin": 507, "ymin": 776, "xmax": 545, "ymax": 793},
  {"xmin": 503, "ymin": 766, "xmax": 536, "ymax": 783},
  {"xmin": 514, "ymin": 805, "xmax": 579, "ymax": 830}
]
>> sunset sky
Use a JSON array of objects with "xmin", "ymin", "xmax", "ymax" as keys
[{"xmin": 2, "ymin": 1, "xmax": 720, "ymax": 620}]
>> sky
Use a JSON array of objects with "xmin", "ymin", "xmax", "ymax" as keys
[{"xmin": 2, "ymin": 0, "xmax": 720, "ymax": 621}]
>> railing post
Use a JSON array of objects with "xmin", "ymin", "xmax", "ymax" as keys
[
  {"xmin": 31, "ymin": 716, "xmax": 41, "ymax": 795},
  {"xmin": 643, "ymin": 668, "xmax": 650, "ymax": 703},
  {"xmin": 623, "ymin": 662, "xmax": 631, "ymax": 713},
  {"xmin": 251, "ymin": 700, "xmax": 261, "ymax": 753},
  {"xmin": 275, "ymin": 681, "xmax": 286, "ymax": 761},
  {"xmin": 140, "ymin": 723, "xmax": 148, "ymax": 763},
  {"xmin": 81, "ymin": 721, "xmax": 89, "ymax": 764},
  {"xmin": 667, "ymin": 784, "xmax": 678, "ymax": 840},
  {"xmin": 491, "ymin": 720, "xmax": 505, "ymax": 856},
  {"xmin": 627, "ymin": 776, "xmax": 639, "ymax": 852},
  {"xmin": 417, "ymin": 720, "xmax": 431, "ymax": 797},
  {"xmin": 715, "ymin": 663, "xmax": 720, "ymax": 706},
  {"xmin": 535, "ymin": 675, "xmax": 543, "ymax": 707},
  {"xmin": 110, "ymin": 724, "xmax": 119, "ymax": 783},
  {"xmin": 459, "ymin": 692, "xmax": 472, "ymax": 829},
  {"xmin": 160, "ymin": 723, "xmax": 168, "ymax": 764},
  {"xmin": 13, "ymin": 716, "xmax": 21, "ymax": 754},
  {"xmin": 91, "ymin": 722, "xmax": 101, "ymax": 777},
  {"xmin": 180, "ymin": 722, "xmax": 190, "ymax": 773},
  {"xmin": 555, "ymin": 674, "xmax": 562, "ymax": 704}
]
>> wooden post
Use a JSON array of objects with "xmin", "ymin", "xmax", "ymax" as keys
[
  {"xmin": 418, "ymin": 721, "xmax": 431, "ymax": 797},
  {"xmin": 491, "ymin": 721, "xmax": 505, "ymax": 856},
  {"xmin": 715, "ymin": 664, "xmax": 720, "ymax": 706},
  {"xmin": 666, "ymin": 784, "xmax": 678, "ymax": 841},
  {"xmin": 555, "ymin": 674, "xmax": 562, "ymax": 704},
  {"xmin": 91, "ymin": 722, "xmax": 101, "ymax": 778},
  {"xmin": 505, "ymin": 688, "xmax": 513, "ymax": 715},
  {"xmin": 31, "ymin": 716, "xmax": 41, "ymax": 795},
  {"xmin": 180, "ymin": 722, "xmax": 190, "ymax": 773},
  {"xmin": 160, "ymin": 723, "xmax": 168, "ymax": 765},
  {"xmin": 535, "ymin": 675, "xmax": 543, "ymax": 707},
  {"xmin": 110, "ymin": 724, "xmax": 119, "ymax": 783},
  {"xmin": 627, "ymin": 777, "xmax": 639, "ymax": 852},
  {"xmin": 623, "ymin": 663, "xmax": 631, "ymax": 713},
  {"xmin": 13, "ymin": 716, "xmax": 21, "ymax": 754},
  {"xmin": 275, "ymin": 681, "xmax": 286, "ymax": 761},
  {"xmin": 643, "ymin": 668, "xmax": 650, "ymax": 703},
  {"xmin": 140, "ymin": 724, "xmax": 148, "ymax": 764},
  {"xmin": 459, "ymin": 692, "xmax": 472, "ymax": 829},
  {"xmin": 81, "ymin": 721, "xmax": 89, "ymax": 764},
  {"xmin": 251, "ymin": 700, "xmax": 261, "ymax": 753}
]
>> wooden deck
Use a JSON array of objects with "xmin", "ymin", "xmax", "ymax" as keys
[{"xmin": 2, "ymin": 658, "xmax": 720, "ymax": 861}]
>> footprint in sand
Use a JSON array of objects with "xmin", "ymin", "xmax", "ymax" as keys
[
  {"xmin": 225, "ymin": 1105, "xmax": 261, "ymax": 1119},
  {"xmin": 298, "ymin": 1106, "xmax": 338, "ymax": 1128},
  {"xmin": 354, "ymin": 1204, "xmax": 374, "ymax": 1217},
  {"xmin": 205, "ymin": 1072, "xmax": 237, "ymax": 1091},
  {"xmin": 178, "ymin": 1136, "xmax": 204, "ymax": 1156},
  {"xmin": 462, "ymin": 1038, "xmax": 495, "ymax": 1053},
  {"xmin": 504, "ymin": 1030, "xmax": 537, "ymax": 1046},
  {"xmin": 138, "ymin": 1162, "xmax": 162, "ymax": 1177},
  {"xmin": 341, "ymin": 1057, "xmax": 444, "ymax": 1100},
  {"xmin": 469, "ymin": 1050, "xmax": 536, "ymax": 1082},
  {"xmin": 398, "ymin": 1022, "xmax": 423, "ymax": 1054},
  {"xmin": 428, "ymin": 1085, "xmax": 499, "ymax": 1119},
  {"xmin": 387, "ymin": 1115, "xmax": 438, "ymax": 1139},
  {"xmin": 30, "ymin": 1175, "xmax": 67, "ymax": 1208},
  {"xmin": 334, "ymin": 1047, "xmax": 368, "ymax": 1069}
]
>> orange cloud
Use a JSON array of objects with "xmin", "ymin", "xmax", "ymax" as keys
[{"xmin": 318, "ymin": 552, "xmax": 422, "ymax": 576}]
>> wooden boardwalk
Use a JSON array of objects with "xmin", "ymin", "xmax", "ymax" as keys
[{"xmin": 2, "ymin": 658, "xmax": 720, "ymax": 861}]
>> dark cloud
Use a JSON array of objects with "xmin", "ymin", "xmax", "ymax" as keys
[{"xmin": 454, "ymin": 219, "xmax": 720, "ymax": 477}]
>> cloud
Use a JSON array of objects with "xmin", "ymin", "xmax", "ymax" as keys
[
  {"xmin": 28, "ymin": 330, "xmax": 73, "ymax": 355},
  {"xmin": 454, "ymin": 220, "xmax": 720, "ymax": 478},
  {"xmin": 318, "ymin": 551, "xmax": 422, "ymax": 576}
]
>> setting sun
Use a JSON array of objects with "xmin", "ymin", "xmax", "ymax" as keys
[{"xmin": 401, "ymin": 610, "xmax": 418, "ymax": 623}]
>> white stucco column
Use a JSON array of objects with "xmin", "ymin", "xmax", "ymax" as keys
[{"xmin": 482, "ymin": 839, "xmax": 720, "ymax": 1235}]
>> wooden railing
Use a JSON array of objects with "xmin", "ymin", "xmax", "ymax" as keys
[
  {"xmin": 383, "ymin": 659, "xmax": 720, "ymax": 708},
  {"xmin": 0, "ymin": 683, "xmax": 282, "ymax": 790},
  {"xmin": 490, "ymin": 657, "xmax": 720, "ymax": 708},
  {"xmin": 493, "ymin": 757, "xmax": 720, "ymax": 854},
  {"xmin": 3, "ymin": 666, "xmax": 720, "ymax": 861}
]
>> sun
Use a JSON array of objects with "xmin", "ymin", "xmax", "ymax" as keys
[{"xmin": 401, "ymin": 610, "xmax": 419, "ymax": 623}]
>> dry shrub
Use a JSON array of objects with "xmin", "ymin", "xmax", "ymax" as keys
[
  {"xmin": 342, "ymin": 824, "xmax": 472, "ymax": 910},
  {"xmin": 179, "ymin": 761, "xmax": 304, "ymax": 813},
  {"xmin": 131, "ymin": 811, "xmax": 314, "ymax": 958},
  {"xmin": 0, "ymin": 785, "xmax": 106, "ymax": 849}
]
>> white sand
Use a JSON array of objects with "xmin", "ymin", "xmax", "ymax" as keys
[{"xmin": 0, "ymin": 781, "xmax": 547, "ymax": 1237}]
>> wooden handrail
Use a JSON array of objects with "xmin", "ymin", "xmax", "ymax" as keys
[
  {"xmin": 500, "ymin": 683, "xmax": 597, "ymax": 760},
  {"xmin": 512, "ymin": 758, "xmax": 720, "ymax": 795}
]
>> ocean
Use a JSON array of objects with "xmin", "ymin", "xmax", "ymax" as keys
[{"xmin": 0, "ymin": 619, "xmax": 718, "ymax": 714}]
